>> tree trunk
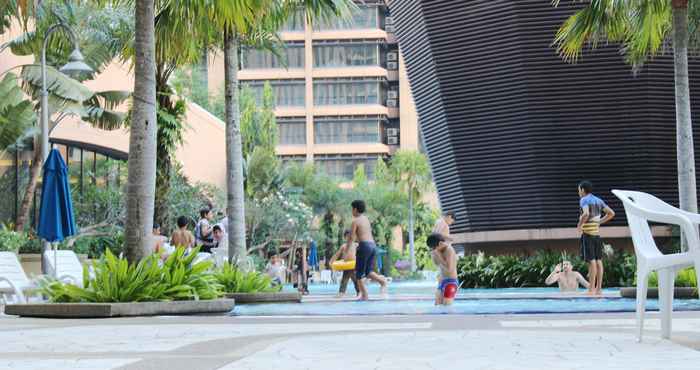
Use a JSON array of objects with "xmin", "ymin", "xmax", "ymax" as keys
[
  {"xmin": 195, "ymin": 47, "xmax": 209, "ymax": 108},
  {"xmin": 409, "ymin": 190, "xmax": 416, "ymax": 271},
  {"xmin": 124, "ymin": 0, "xmax": 157, "ymax": 263},
  {"xmin": 15, "ymin": 145, "xmax": 42, "ymax": 232},
  {"xmin": 672, "ymin": 0, "xmax": 697, "ymax": 252},
  {"xmin": 224, "ymin": 29, "xmax": 247, "ymax": 266}
]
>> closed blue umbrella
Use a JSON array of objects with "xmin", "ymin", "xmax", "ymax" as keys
[
  {"xmin": 308, "ymin": 240, "xmax": 319, "ymax": 270},
  {"xmin": 38, "ymin": 149, "xmax": 77, "ymax": 275}
]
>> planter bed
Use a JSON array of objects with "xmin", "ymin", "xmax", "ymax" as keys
[
  {"xmin": 224, "ymin": 292, "xmax": 301, "ymax": 304},
  {"xmin": 4, "ymin": 299, "xmax": 235, "ymax": 318},
  {"xmin": 619, "ymin": 287, "xmax": 698, "ymax": 299}
]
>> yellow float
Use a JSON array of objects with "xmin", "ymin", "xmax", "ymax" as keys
[{"xmin": 331, "ymin": 260, "xmax": 356, "ymax": 271}]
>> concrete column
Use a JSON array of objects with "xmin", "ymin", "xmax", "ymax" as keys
[
  {"xmin": 398, "ymin": 49, "xmax": 419, "ymax": 150},
  {"xmin": 304, "ymin": 18, "xmax": 315, "ymax": 161}
]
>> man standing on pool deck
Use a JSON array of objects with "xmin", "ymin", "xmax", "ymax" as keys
[
  {"xmin": 347, "ymin": 200, "xmax": 388, "ymax": 300},
  {"xmin": 428, "ymin": 233, "xmax": 458, "ymax": 305},
  {"xmin": 577, "ymin": 180, "xmax": 615, "ymax": 296}
]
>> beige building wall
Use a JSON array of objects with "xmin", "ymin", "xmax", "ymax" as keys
[{"xmin": 1, "ymin": 22, "xmax": 227, "ymax": 189}]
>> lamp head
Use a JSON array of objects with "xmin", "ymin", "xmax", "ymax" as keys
[{"xmin": 59, "ymin": 48, "xmax": 93, "ymax": 77}]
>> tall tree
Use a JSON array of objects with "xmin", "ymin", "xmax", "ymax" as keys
[
  {"xmin": 209, "ymin": 0, "xmax": 355, "ymax": 267},
  {"xmin": 124, "ymin": 0, "xmax": 157, "ymax": 262},
  {"xmin": 387, "ymin": 150, "xmax": 432, "ymax": 272},
  {"xmin": 553, "ymin": 0, "xmax": 697, "ymax": 240}
]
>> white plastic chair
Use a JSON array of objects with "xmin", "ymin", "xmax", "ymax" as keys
[
  {"xmin": 43, "ymin": 250, "xmax": 84, "ymax": 287},
  {"xmin": 320, "ymin": 269, "xmax": 333, "ymax": 284},
  {"xmin": 0, "ymin": 252, "xmax": 42, "ymax": 304},
  {"xmin": 613, "ymin": 190, "xmax": 700, "ymax": 341}
]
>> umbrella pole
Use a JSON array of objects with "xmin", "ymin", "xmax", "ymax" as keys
[{"xmin": 54, "ymin": 243, "xmax": 58, "ymax": 278}]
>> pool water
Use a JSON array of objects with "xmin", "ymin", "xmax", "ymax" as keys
[{"xmin": 230, "ymin": 281, "xmax": 700, "ymax": 316}]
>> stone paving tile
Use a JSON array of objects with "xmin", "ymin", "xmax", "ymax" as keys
[
  {"xmin": 0, "ymin": 322, "xmax": 431, "ymax": 353},
  {"xmin": 0, "ymin": 358, "xmax": 138, "ymax": 370},
  {"xmin": 222, "ymin": 329, "xmax": 700, "ymax": 370}
]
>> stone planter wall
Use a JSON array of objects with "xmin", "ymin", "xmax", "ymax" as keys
[
  {"xmin": 619, "ymin": 287, "xmax": 698, "ymax": 299},
  {"xmin": 5, "ymin": 299, "xmax": 236, "ymax": 318}
]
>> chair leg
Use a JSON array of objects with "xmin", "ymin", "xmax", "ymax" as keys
[
  {"xmin": 658, "ymin": 269, "xmax": 675, "ymax": 339},
  {"xmin": 636, "ymin": 269, "xmax": 649, "ymax": 342}
]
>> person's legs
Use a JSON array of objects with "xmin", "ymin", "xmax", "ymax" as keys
[
  {"xmin": 442, "ymin": 281, "xmax": 458, "ymax": 305},
  {"xmin": 338, "ymin": 270, "xmax": 350, "ymax": 296},
  {"xmin": 587, "ymin": 261, "xmax": 597, "ymax": 295},
  {"xmin": 595, "ymin": 259, "xmax": 604, "ymax": 295},
  {"xmin": 355, "ymin": 243, "xmax": 371, "ymax": 300},
  {"xmin": 350, "ymin": 272, "xmax": 360, "ymax": 295}
]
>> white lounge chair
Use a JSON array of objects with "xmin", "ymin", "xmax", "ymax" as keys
[
  {"xmin": 0, "ymin": 252, "xmax": 42, "ymax": 304},
  {"xmin": 320, "ymin": 269, "xmax": 333, "ymax": 284},
  {"xmin": 612, "ymin": 189, "xmax": 700, "ymax": 341},
  {"xmin": 43, "ymin": 250, "xmax": 84, "ymax": 287}
]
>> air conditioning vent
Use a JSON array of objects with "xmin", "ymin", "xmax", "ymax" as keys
[
  {"xmin": 387, "ymin": 61, "xmax": 398, "ymax": 70},
  {"xmin": 387, "ymin": 136, "xmax": 398, "ymax": 145},
  {"xmin": 385, "ymin": 16, "xmax": 393, "ymax": 26},
  {"xmin": 387, "ymin": 99, "xmax": 397, "ymax": 108},
  {"xmin": 387, "ymin": 90, "xmax": 398, "ymax": 99},
  {"xmin": 387, "ymin": 128, "xmax": 399, "ymax": 137},
  {"xmin": 387, "ymin": 52, "xmax": 398, "ymax": 61},
  {"xmin": 385, "ymin": 24, "xmax": 395, "ymax": 33}
]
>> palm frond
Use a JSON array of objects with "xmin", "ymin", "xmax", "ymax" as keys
[
  {"xmin": 20, "ymin": 64, "xmax": 94, "ymax": 103},
  {"xmin": 0, "ymin": 73, "xmax": 35, "ymax": 151}
]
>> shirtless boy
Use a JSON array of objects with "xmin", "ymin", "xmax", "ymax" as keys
[
  {"xmin": 331, "ymin": 229, "xmax": 359, "ymax": 297},
  {"xmin": 428, "ymin": 233, "xmax": 458, "ymax": 305},
  {"xmin": 347, "ymin": 200, "xmax": 388, "ymax": 300},
  {"xmin": 545, "ymin": 261, "xmax": 590, "ymax": 292},
  {"xmin": 171, "ymin": 216, "xmax": 194, "ymax": 249}
]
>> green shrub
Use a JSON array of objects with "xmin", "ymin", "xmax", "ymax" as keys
[
  {"xmin": 646, "ymin": 268, "xmax": 697, "ymax": 288},
  {"xmin": 39, "ymin": 247, "xmax": 223, "ymax": 302},
  {"xmin": 458, "ymin": 248, "xmax": 637, "ymax": 288},
  {"xmin": 214, "ymin": 262, "xmax": 281, "ymax": 293},
  {"xmin": 0, "ymin": 225, "xmax": 28, "ymax": 253}
]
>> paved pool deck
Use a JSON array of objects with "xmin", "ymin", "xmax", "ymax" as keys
[{"xmin": 2, "ymin": 309, "xmax": 700, "ymax": 370}]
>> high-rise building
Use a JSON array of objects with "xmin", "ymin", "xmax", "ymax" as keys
[{"xmin": 211, "ymin": 0, "xmax": 420, "ymax": 180}]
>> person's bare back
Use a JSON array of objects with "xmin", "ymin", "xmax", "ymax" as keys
[
  {"xmin": 352, "ymin": 214, "xmax": 374, "ymax": 243},
  {"xmin": 171, "ymin": 228, "xmax": 194, "ymax": 248}
]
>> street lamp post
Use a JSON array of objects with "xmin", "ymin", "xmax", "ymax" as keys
[
  {"xmin": 39, "ymin": 24, "xmax": 92, "ymax": 274},
  {"xmin": 40, "ymin": 23, "xmax": 93, "ymax": 162}
]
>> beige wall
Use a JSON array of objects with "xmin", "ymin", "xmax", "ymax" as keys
[{"xmin": 1, "ymin": 23, "xmax": 227, "ymax": 189}]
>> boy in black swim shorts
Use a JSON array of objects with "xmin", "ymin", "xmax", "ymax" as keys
[{"xmin": 577, "ymin": 180, "xmax": 615, "ymax": 296}]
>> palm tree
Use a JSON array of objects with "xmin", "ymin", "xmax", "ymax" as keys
[
  {"xmin": 388, "ymin": 150, "xmax": 432, "ymax": 272},
  {"xmin": 553, "ymin": 0, "xmax": 697, "ymax": 227},
  {"xmin": 124, "ymin": 0, "xmax": 157, "ymax": 262},
  {"xmin": 207, "ymin": 0, "xmax": 355, "ymax": 267}
]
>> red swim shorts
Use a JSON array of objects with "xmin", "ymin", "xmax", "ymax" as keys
[{"xmin": 439, "ymin": 279, "xmax": 459, "ymax": 299}]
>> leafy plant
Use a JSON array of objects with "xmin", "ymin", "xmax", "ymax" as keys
[
  {"xmin": 0, "ymin": 224, "xmax": 29, "ymax": 253},
  {"xmin": 646, "ymin": 268, "xmax": 697, "ymax": 288},
  {"xmin": 214, "ymin": 262, "xmax": 281, "ymax": 294},
  {"xmin": 39, "ymin": 248, "xmax": 223, "ymax": 302}
]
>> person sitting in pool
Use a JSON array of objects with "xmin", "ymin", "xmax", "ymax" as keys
[
  {"xmin": 330, "ymin": 229, "xmax": 359, "ymax": 298},
  {"xmin": 428, "ymin": 233, "xmax": 458, "ymax": 306},
  {"xmin": 545, "ymin": 261, "xmax": 590, "ymax": 292}
]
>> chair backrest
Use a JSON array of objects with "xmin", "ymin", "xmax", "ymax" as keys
[
  {"xmin": 44, "ymin": 250, "xmax": 84, "ymax": 287},
  {"xmin": 612, "ymin": 190, "xmax": 669, "ymax": 261},
  {"xmin": 0, "ymin": 251, "xmax": 30, "ymax": 290}
]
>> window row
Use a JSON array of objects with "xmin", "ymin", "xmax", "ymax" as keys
[
  {"xmin": 278, "ymin": 119, "xmax": 383, "ymax": 145},
  {"xmin": 314, "ymin": 80, "xmax": 383, "ymax": 105},
  {"xmin": 242, "ymin": 45, "xmax": 304, "ymax": 69},
  {"xmin": 246, "ymin": 81, "xmax": 306, "ymax": 107},
  {"xmin": 315, "ymin": 156, "xmax": 379, "ymax": 180}
]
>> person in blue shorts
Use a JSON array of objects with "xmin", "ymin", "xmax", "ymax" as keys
[{"xmin": 577, "ymin": 180, "xmax": 615, "ymax": 296}]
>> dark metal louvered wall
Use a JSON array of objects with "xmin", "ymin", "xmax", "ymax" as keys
[{"xmin": 390, "ymin": 0, "xmax": 700, "ymax": 235}]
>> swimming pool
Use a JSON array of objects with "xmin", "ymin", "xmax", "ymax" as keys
[{"xmin": 230, "ymin": 281, "xmax": 700, "ymax": 316}]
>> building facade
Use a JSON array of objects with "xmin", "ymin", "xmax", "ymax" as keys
[
  {"xmin": 390, "ymin": 0, "xmax": 700, "ymax": 252},
  {"xmin": 210, "ymin": 0, "xmax": 420, "ymax": 179}
]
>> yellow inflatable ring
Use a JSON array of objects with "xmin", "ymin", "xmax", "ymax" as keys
[{"xmin": 331, "ymin": 260, "xmax": 356, "ymax": 271}]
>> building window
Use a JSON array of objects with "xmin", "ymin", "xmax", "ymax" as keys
[
  {"xmin": 314, "ymin": 6, "xmax": 379, "ymax": 30},
  {"xmin": 315, "ymin": 155, "xmax": 379, "ymax": 180},
  {"xmin": 314, "ymin": 118, "xmax": 381, "ymax": 144},
  {"xmin": 313, "ymin": 43, "xmax": 381, "ymax": 67},
  {"xmin": 313, "ymin": 79, "xmax": 384, "ymax": 105},
  {"xmin": 245, "ymin": 80, "xmax": 305, "ymax": 107},
  {"xmin": 278, "ymin": 119, "xmax": 306, "ymax": 145},
  {"xmin": 242, "ymin": 44, "xmax": 305, "ymax": 69},
  {"xmin": 282, "ymin": 10, "xmax": 305, "ymax": 31}
]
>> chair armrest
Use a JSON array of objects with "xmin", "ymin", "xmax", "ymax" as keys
[
  {"xmin": 0, "ymin": 277, "xmax": 26, "ymax": 302},
  {"xmin": 681, "ymin": 210, "xmax": 700, "ymax": 225},
  {"xmin": 633, "ymin": 206, "xmax": 700, "ymax": 252}
]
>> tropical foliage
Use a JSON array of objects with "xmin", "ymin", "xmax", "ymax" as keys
[
  {"xmin": 214, "ymin": 262, "xmax": 281, "ymax": 293},
  {"xmin": 458, "ymin": 249, "xmax": 637, "ymax": 288},
  {"xmin": 39, "ymin": 248, "xmax": 223, "ymax": 303},
  {"xmin": 0, "ymin": 224, "xmax": 29, "ymax": 253}
]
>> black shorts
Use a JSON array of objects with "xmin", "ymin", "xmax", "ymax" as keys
[
  {"xmin": 355, "ymin": 241, "xmax": 377, "ymax": 279},
  {"xmin": 580, "ymin": 234, "xmax": 603, "ymax": 261}
]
